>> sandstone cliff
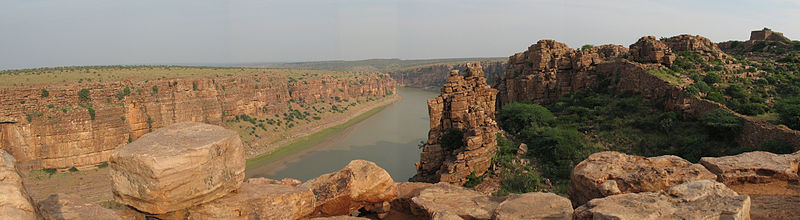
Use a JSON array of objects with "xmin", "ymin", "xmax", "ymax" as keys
[
  {"xmin": 0, "ymin": 67, "xmax": 395, "ymax": 170},
  {"xmin": 389, "ymin": 61, "xmax": 506, "ymax": 90},
  {"xmin": 414, "ymin": 62, "xmax": 500, "ymax": 184},
  {"xmin": 495, "ymin": 35, "xmax": 800, "ymax": 150}
]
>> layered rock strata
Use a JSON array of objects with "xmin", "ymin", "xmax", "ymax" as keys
[
  {"xmin": 110, "ymin": 122, "xmax": 245, "ymax": 214},
  {"xmin": 0, "ymin": 70, "xmax": 395, "ymax": 170},
  {"xmin": 574, "ymin": 180, "xmax": 751, "ymax": 220},
  {"xmin": 0, "ymin": 149, "xmax": 40, "ymax": 220},
  {"xmin": 38, "ymin": 193, "xmax": 120, "ymax": 220},
  {"xmin": 569, "ymin": 151, "xmax": 717, "ymax": 206},
  {"xmin": 495, "ymin": 35, "xmax": 800, "ymax": 150},
  {"xmin": 414, "ymin": 62, "xmax": 500, "ymax": 184}
]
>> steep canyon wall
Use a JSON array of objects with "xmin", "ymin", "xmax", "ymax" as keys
[{"xmin": 0, "ymin": 71, "xmax": 396, "ymax": 170}]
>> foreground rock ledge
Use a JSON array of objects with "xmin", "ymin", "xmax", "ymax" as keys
[
  {"xmin": 187, "ymin": 178, "xmax": 314, "ymax": 220},
  {"xmin": 299, "ymin": 160, "xmax": 398, "ymax": 217},
  {"xmin": 574, "ymin": 180, "xmax": 751, "ymax": 220},
  {"xmin": 569, "ymin": 151, "xmax": 716, "ymax": 206},
  {"xmin": 38, "ymin": 193, "xmax": 120, "ymax": 220},
  {"xmin": 0, "ymin": 150, "xmax": 40, "ymax": 220},
  {"xmin": 110, "ymin": 122, "xmax": 245, "ymax": 214},
  {"xmin": 699, "ymin": 151, "xmax": 800, "ymax": 184}
]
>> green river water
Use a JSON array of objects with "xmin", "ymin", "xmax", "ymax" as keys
[{"xmin": 245, "ymin": 88, "xmax": 438, "ymax": 181}]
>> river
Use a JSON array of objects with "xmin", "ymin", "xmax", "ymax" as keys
[{"xmin": 245, "ymin": 88, "xmax": 438, "ymax": 181}]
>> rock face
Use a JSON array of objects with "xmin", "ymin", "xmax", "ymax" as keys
[
  {"xmin": 574, "ymin": 180, "xmax": 751, "ymax": 220},
  {"xmin": 0, "ymin": 69, "xmax": 396, "ymax": 170},
  {"xmin": 569, "ymin": 151, "xmax": 717, "ymax": 206},
  {"xmin": 662, "ymin": 34, "xmax": 730, "ymax": 61},
  {"xmin": 299, "ymin": 160, "xmax": 397, "ymax": 217},
  {"xmin": 495, "ymin": 40, "xmax": 628, "ymax": 105},
  {"xmin": 187, "ymin": 179, "xmax": 315, "ymax": 220},
  {"xmin": 389, "ymin": 61, "xmax": 507, "ymax": 89},
  {"xmin": 750, "ymin": 28, "xmax": 790, "ymax": 42},
  {"xmin": 110, "ymin": 122, "xmax": 245, "ymax": 214},
  {"xmin": 700, "ymin": 151, "xmax": 800, "ymax": 185},
  {"xmin": 411, "ymin": 183, "xmax": 502, "ymax": 219},
  {"xmin": 0, "ymin": 149, "xmax": 40, "ymax": 220},
  {"xmin": 38, "ymin": 193, "xmax": 120, "ymax": 220},
  {"xmin": 493, "ymin": 192, "xmax": 573, "ymax": 220},
  {"xmin": 414, "ymin": 62, "xmax": 501, "ymax": 184},
  {"xmin": 629, "ymin": 36, "xmax": 676, "ymax": 66}
]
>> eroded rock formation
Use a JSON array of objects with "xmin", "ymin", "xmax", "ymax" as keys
[
  {"xmin": 414, "ymin": 62, "xmax": 500, "ymax": 184},
  {"xmin": 0, "ymin": 71, "xmax": 395, "ymax": 170},
  {"xmin": 569, "ymin": 151, "xmax": 717, "ymax": 206},
  {"xmin": 110, "ymin": 122, "xmax": 245, "ymax": 214},
  {"xmin": 299, "ymin": 160, "xmax": 397, "ymax": 217},
  {"xmin": 629, "ymin": 36, "xmax": 676, "ymax": 66},
  {"xmin": 0, "ymin": 149, "xmax": 40, "ymax": 220},
  {"xmin": 38, "ymin": 193, "xmax": 120, "ymax": 220},
  {"xmin": 574, "ymin": 180, "xmax": 751, "ymax": 220},
  {"xmin": 186, "ymin": 178, "xmax": 315, "ymax": 220},
  {"xmin": 700, "ymin": 151, "xmax": 800, "ymax": 185}
]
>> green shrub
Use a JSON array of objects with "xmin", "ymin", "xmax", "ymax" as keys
[
  {"xmin": 463, "ymin": 172, "xmax": 483, "ymax": 188},
  {"xmin": 520, "ymin": 126, "xmax": 588, "ymax": 179},
  {"xmin": 41, "ymin": 89, "xmax": 49, "ymax": 98},
  {"xmin": 497, "ymin": 103, "xmax": 554, "ymax": 134},
  {"xmin": 78, "ymin": 89, "xmax": 91, "ymax": 101},
  {"xmin": 68, "ymin": 167, "xmax": 78, "ymax": 172},
  {"xmin": 497, "ymin": 171, "xmax": 542, "ymax": 196},
  {"xmin": 701, "ymin": 109, "xmax": 742, "ymax": 137},
  {"xmin": 192, "ymin": 81, "xmax": 198, "ymax": 91},
  {"xmin": 581, "ymin": 44, "xmax": 594, "ymax": 50},
  {"xmin": 152, "ymin": 85, "xmax": 159, "ymax": 95},
  {"xmin": 439, "ymin": 129, "xmax": 464, "ymax": 152},
  {"xmin": 776, "ymin": 96, "xmax": 800, "ymax": 130},
  {"xmin": 97, "ymin": 162, "xmax": 109, "ymax": 168},
  {"xmin": 704, "ymin": 72, "xmax": 722, "ymax": 84},
  {"xmin": 42, "ymin": 168, "xmax": 57, "ymax": 175},
  {"xmin": 759, "ymin": 139, "xmax": 795, "ymax": 154}
]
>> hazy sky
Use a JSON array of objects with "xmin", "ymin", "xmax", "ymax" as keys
[{"xmin": 1, "ymin": 0, "xmax": 798, "ymax": 70}]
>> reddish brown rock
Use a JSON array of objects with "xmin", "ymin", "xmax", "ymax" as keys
[
  {"xmin": 0, "ymin": 149, "xmax": 40, "ymax": 220},
  {"xmin": 410, "ymin": 183, "xmax": 502, "ymax": 219},
  {"xmin": 629, "ymin": 36, "xmax": 676, "ymax": 66},
  {"xmin": 574, "ymin": 180, "xmax": 751, "ymax": 220},
  {"xmin": 493, "ymin": 192, "xmax": 573, "ymax": 220},
  {"xmin": 187, "ymin": 180, "xmax": 315, "ymax": 220},
  {"xmin": 569, "ymin": 151, "xmax": 716, "ymax": 206},
  {"xmin": 299, "ymin": 160, "xmax": 397, "ymax": 217},
  {"xmin": 38, "ymin": 193, "xmax": 120, "ymax": 220},
  {"xmin": 699, "ymin": 151, "xmax": 800, "ymax": 184},
  {"xmin": 110, "ymin": 122, "xmax": 245, "ymax": 214},
  {"xmin": 662, "ymin": 34, "xmax": 730, "ymax": 61},
  {"xmin": 414, "ymin": 62, "xmax": 501, "ymax": 184}
]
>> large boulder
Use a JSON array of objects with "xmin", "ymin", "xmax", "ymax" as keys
[
  {"xmin": 699, "ymin": 151, "xmax": 800, "ymax": 184},
  {"xmin": 0, "ymin": 149, "xmax": 40, "ymax": 220},
  {"xmin": 300, "ymin": 160, "xmax": 397, "ymax": 217},
  {"xmin": 574, "ymin": 180, "xmax": 751, "ymax": 220},
  {"xmin": 110, "ymin": 122, "xmax": 245, "ymax": 214},
  {"xmin": 410, "ymin": 183, "xmax": 502, "ymax": 219},
  {"xmin": 569, "ymin": 151, "xmax": 716, "ymax": 206},
  {"xmin": 38, "ymin": 193, "xmax": 120, "ymax": 220},
  {"xmin": 493, "ymin": 192, "xmax": 573, "ymax": 220},
  {"xmin": 629, "ymin": 36, "xmax": 676, "ymax": 66},
  {"xmin": 187, "ymin": 178, "xmax": 315, "ymax": 220}
]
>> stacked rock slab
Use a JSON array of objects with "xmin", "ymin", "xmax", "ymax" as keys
[
  {"xmin": 110, "ymin": 122, "xmax": 245, "ymax": 214},
  {"xmin": 299, "ymin": 160, "xmax": 398, "ymax": 217},
  {"xmin": 187, "ymin": 178, "xmax": 315, "ymax": 220},
  {"xmin": 569, "ymin": 151, "xmax": 717, "ymax": 206},
  {"xmin": 574, "ymin": 180, "xmax": 751, "ymax": 220},
  {"xmin": 409, "ymin": 183, "xmax": 573, "ymax": 220},
  {"xmin": 495, "ymin": 40, "xmax": 628, "ymax": 106},
  {"xmin": 38, "ymin": 193, "xmax": 120, "ymax": 220},
  {"xmin": 699, "ymin": 151, "xmax": 800, "ymax": 185},
  {"xmin": 629, "ymin": 36, "xmax": 677, "ymax": 67},
  {"xmin": 0, "ymin": 149, "xmax": 40, "ymax": 219},
  {"xmin": 414, "ymin": 62, "xmax": 500, "ymax": 184}
]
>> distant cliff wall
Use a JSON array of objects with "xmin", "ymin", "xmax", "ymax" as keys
[
  {"xmin": 389, "ymin": 61, "xmax": 506, "ymax": 89},
  {"xmin": 0, "ymin": 73, "xmax": 395, "ymax": 170}
]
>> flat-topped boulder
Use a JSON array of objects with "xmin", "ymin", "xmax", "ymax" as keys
[
  {"xmin": 574, "ymin": 180, "xmax": 751, "ymax": 220},
  {"xmin": 38, "ymin": 193, "xmax": 120, "ymax": 220},
  {"xmin": 411, "ymin": 183, "xmax": 502, "ymax": 219},
  {"xmin": 699, "ymin": 151, "xmax": 800, "ymax": 184},
  {"xmin": 493, "ymin": 192, "xmax": 573, "ymax": 220},
  {"xmin": 300, "ymin": 160, "xmax": 397, "ymax": 217},
  {"xmin": 187, "ymin": 180, "xmax": 315, "ymax": 220},
  {"xmin": 110, "ymin": 122, "xmax": 245, "ymax": 214},
  {"xmin": 0, "ymin": 150, "xmax": 40, "ymax": 220},
  {"xmin": 569, "ymin": 151, "xmax": 716, "ymax": 206}
]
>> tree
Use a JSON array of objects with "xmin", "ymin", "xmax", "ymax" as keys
[
  {"xmin": 497, "ymin": 103, "xmax": 554, "ymax": 134},
  {"xmin": 701, "ymin": 109, "xmax": 742, "ymax": 137},
  {"xmin": 581, "ymin": 44, "xmax": 594, "ymax": 50},
  {"xmin": 78, "ymin": 89, "xmax": 90, "ymax": 101},
  {"xmin": 40, "ymin": 89, "xmax": 49, "ymax": 98}
]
